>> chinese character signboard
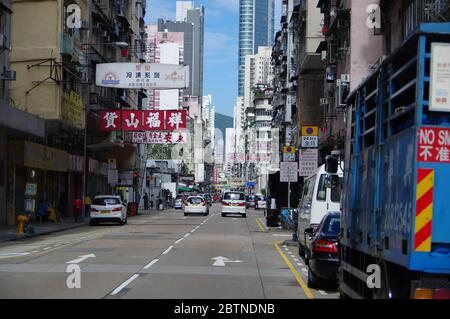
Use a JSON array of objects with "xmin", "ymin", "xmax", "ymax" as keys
[
  {"xmin": 130, "ymin": 132, "xmax": 187, "ymax": 144},
  {"xmin": 299, "ymin": 149, "xmax": 319, "ymax": 177},
  {"xmin": 100, "ymin": 110, "xmax": 121, "ymax": 131},
  {"xmin": 280, "ymin": 162, "xmax": 298, "ymax": 183},
  {"xmin": 430, "ymin": 43, "xmax": 450, "ymax": 112},
  {"xmin": 96, "ymin": 63, "xmax": 190, "ymax": 89},
  {"xmin": 99, "ymin": 110, "xmax": 186, "ymax": 131},
  {"xmin": 418, "ymin": 127, "xmax": 450, "ymax": 163}
]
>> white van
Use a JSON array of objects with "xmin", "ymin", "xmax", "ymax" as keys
[{"xmin": 296, "ymin": 164, "xmax": 343, "ymax": 259}]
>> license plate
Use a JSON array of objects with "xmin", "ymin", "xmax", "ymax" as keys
[
  {"xmin": 101, "ymin": 210, "xmax": 110, "ymax": 214},
  {"xmin": 192, "ymin": 204, "xmax": 199, "ymax": 207}
]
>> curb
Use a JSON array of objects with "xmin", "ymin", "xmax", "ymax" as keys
[{"xmin": 0, "ymin": 222, "xmax": 88, "ymax": 244}]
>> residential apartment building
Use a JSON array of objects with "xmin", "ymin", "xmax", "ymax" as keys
[{"xmin": 5, "ymin": 0, "xmax": 147, "ymax": 224}]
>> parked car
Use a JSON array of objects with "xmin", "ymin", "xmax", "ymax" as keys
[
  {"xmin": 305, "ymin": 211, "xmax": 341, "ymax": 288},
  {"xmin": 90, "ymin": 196, "xmax": 127, "ymax": 226},
  {"xmin": 175, "ymin": 195, "xmax": 184, "ymax": 210},
  {"xmin": 297, "ymin": 164, "xmax": 343, "ymax": 257},
  {"xmin": 245, "ymin": 195, "xmax": 256, "ymax": 209},
  {"xmin": 255, "ymin": 195, "xmax": 266, "ymax": 210},
  {"xmin": 222, "ymin": 192, "xmax": 246, "ymax": 218},
  {"xmin": 183, "ymin": 196, "xmax": 209, "ymax": 216}
]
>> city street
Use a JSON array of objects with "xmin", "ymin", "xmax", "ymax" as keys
[{"xmin": 0, "ymin": 205, "xmax": 338, "ymax": 299}]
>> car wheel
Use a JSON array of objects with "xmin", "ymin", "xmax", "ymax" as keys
[
  {"xmin": 242, "ymin": 214, "xmax": 247, "ymax": 218},
  {"xmin": 184, "ymin": 213, "xmax": 187, "ymax": 216},
  {"xmin": 221, "ymin": 213, "xmax": 226, "ymax": 217},
  {"xmin": 89, "ymin": 220, "xmax": 96, "ymax": 226},
  {"xmin": 308, "ymin": 268, "xmax": 320, "ymax": 289},
  {"xmin": 298, "ymin": 244, "xmax": 305, "ymax": 257}
]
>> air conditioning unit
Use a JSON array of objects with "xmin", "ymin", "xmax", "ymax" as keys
[
  {"xmin": 340, "ymin": 74, "xmax": 350, "ymax": 83},
  {"xmin": 0, "ymin": 34, "xmax": 8, "ymax": 49},
  {"xmin": 335, "ymin": 80, "xmax": 349, "ymax": 109},
  {"xmin": 2, "ymin": 69, "xmax": 16, "ymax": 81},
  {"xmin": 320, "ymin": 98, "xmax": 329, "ymax": 106}
]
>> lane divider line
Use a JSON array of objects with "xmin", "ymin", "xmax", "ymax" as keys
[
  {"xmin": 111, "ymin": 274, "xmax": 140, "ymax": 296},
  {"xmin": 162, "ymin": 245, "xmax": 174, "ymax": 255},
  {"xmin": 184, "ymin": 233, "xmax": 190, "ymax": 238},
  {"xmin": 143, "ymin": 259, "xmax": 159, "ymax": 270},
  {"xmin": 255, "ymin": 218, "xmax": 266, "ymax": 232},
  {"xmin": 174, "ymin": 238, "xmax": 184, "ymax": 244},
  {"xmin": 274, "ymin": 241, "xmax": 314, "ymax": 299}
]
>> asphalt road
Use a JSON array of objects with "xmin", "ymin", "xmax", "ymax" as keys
[{"xmin": 0, "ymin": 205, "xmax": 338, "ymax": 299}]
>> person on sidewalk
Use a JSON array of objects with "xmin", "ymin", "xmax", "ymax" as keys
[
  {"xmin": 84, "ymin": 195, "xmax": 92, "ymax": 217},
  {"xmin": 143, "ymin": 193, "xmax": 149, "ymax": 210},
  {"xmin": 73, "ymin": 197, "xmax": 82, "ymax": 223},
  {"xmin": 150, "ymin": 194, "xmax": 154, "ymax": 210},
  {"xmin": 58, "ymin": 192, "xmax": 67, "ymax": 223},
  {"xmin": 36, "ymin": 199, "xmax": 47, "ymax": 223}
]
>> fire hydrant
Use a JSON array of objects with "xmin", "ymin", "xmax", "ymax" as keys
[{"xmin": 17, "ymin": 214, "xmax": 29, "ymax": 234}]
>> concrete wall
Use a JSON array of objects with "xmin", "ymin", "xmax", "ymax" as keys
[
  {"xmin": 10, "ymin": 0, "xmax": 62, "ymax": 119},
  {"xmin": 297, "ymin": 70, "xmax": 324, "ymax": 128},
  {"xmin": 0, "ymin": 128, "xmax": 6, "ymax": 225}
]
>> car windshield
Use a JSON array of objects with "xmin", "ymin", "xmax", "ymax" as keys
[
  {"xmin": 188, "ymin": 197, "xmax": 204, "ymax": 204},
  {"xmin": 247, "ymin": 195, "xmax": 255, "ymax": 201},
  {"xmin": 224, "ymin": 193, "xmax": 245, "ymax": 200},
  {"xmin": 93, "ymin": 198, "xmax": 120, "ymax": 206},
  {"xmin": 257, "ymin": 195, "xmax": 265, "ymax": 201},
  {"xmin": 322, "ymin": 216, "xmax": 341, "ymax": 237}
]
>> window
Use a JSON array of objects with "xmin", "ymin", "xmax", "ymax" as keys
[
  {"xmin": 187, "ymin": 197, "xmax": 204, "ymax": 205},
  {"xmin": 93, "ymin": 198, "xmax": 121, "ymax": 206},
  {"xmin": 322, "ymin": 216, "xmax": 341, "ymax": 237},
  {"xmin": 224, "ymin": 192, "xmax": 245, "ymax": 200},
  {"xmin": 316, "ymin": 174, "xmax": 327, "ymax": 201}
]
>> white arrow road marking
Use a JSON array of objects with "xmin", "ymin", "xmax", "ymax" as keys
[
  {"xmin": 143, "ymin": 259, "xmax": 159, "ymax": 269},
  {"xmin": 111, "ymin": 274, "xmax": 139, "ymax": 295},
  {"xmin": 211, "ymin": 256, "xmax": 243, "ymax": 267},
  {"xmin": 66, "ymin": 254, "xmax": 96, "ymax": 264}
]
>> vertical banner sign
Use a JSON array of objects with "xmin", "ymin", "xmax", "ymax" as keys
[
  {"xmin": 415, "ymin": 169, "xmax": 434, "ymax": 252},
  {"xmin": 429, "ymin": 43, "xmax": 450, "ymax": 112}
]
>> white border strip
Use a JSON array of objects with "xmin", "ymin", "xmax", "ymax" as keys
[{"xmin": 111, "ymin": 274, "xmax": 139, "ymax": 295}]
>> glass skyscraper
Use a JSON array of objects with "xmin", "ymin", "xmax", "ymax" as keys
[{"xmin": 238, "ymin": 0, "xmax": 274, "ymax": 97}]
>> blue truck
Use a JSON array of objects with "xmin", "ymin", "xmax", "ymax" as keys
[{"xmin": 340, "ymin": 23, "xmax": 450, "ymax": 299}]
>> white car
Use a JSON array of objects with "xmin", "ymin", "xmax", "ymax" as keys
[
  {"xmin": 221, "ymin": 192, "xmax": 246, "ymax": 218},
  {"xmin": 175, "ymin": 195, "xmax": 184, "ymax": 210},
  {"xmin": 90, "ymin": 196, "xmax": 127, "ymax": 226},
  {"xmin": 184, "ymin": 196, "xmax": 209, "ymax": 216}
]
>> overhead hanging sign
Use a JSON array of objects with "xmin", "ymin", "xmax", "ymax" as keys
[
  {"xmin": 429, "ymin": 43, "xmax": 450, "ymax": 112},
  {"xmin": 99, "ymin": 110, "xmax": 187, "ymax": 131},
  {"xmin": 129, "ymin": 131, "xmax": 187, "ymax": 144},
  {"xmin": 96, "ymin": 63, "xmax": 190, "ymax": 89}
]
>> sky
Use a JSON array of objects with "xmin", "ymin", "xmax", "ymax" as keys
[{"xmin": 145, "ymin": 0, "xmax": 281, "ymax": 117}]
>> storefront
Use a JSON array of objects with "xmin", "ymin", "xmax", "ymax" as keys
[{"xmin": 7, "ymin": 141, "xmax": 68, "ymax": 225}]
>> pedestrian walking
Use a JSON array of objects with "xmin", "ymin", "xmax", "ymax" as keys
[
  {"xmin": 143, "ymin": 193, "xmax": 149, "ymax": 210},
  {"xmin": 150, "ymin": 194, "xmax": 154, "ymax": 209},
  {"xmin": 85, "ymin": 195, "xmax": 92, "ymax": 217},
  {"xmin": 36, "ymin": 199, "xmax": 47, "ymax": 223},
  {"xmin": 58, "ymin": 192, "xmax": 67, "ymax": 223},
  {"xmin": 73, "ymin": 197, "xmax": 82, "ymax": 223}
]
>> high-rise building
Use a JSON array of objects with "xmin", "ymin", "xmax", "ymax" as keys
[
  {"xmin": 202, "ymin": 95, "xmax": 215, "ymax": 149},
  {"xmin": 238, "ymin": 0, "xmax": 275, "ymax": 96},
  {"xmin": 176, "ymin": 1, "xmax": 194, "ymax": 22},
  {"xmin": 158, "ymin": 5, "xmax": 204, "ymax": 102}
]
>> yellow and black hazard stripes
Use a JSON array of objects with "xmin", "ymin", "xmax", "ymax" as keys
[{"xmin": 415, "ymin": 169, "xmax": 434, "ymax": 252}]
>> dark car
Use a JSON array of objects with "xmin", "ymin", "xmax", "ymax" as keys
[
  {"xmin": 305, "ymin": 211, "xmax": 341, "ymax": 288},
  {"xmin": 245, "ymin": 195, "xmax": 256, "ymax": 208}
]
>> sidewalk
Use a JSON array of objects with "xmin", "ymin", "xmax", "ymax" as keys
[{"xmin": 0, "ymin": 220, "xmax": 88, "ymax": 243}]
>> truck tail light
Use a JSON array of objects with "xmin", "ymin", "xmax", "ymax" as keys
[
  {"xmin": 415, "ymin": 288, "xmax": 450, "ymax": 299},
  {"xmin": 312, "ymin": 240, "xmax": 338, "ymax": 253}
]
